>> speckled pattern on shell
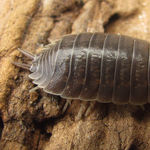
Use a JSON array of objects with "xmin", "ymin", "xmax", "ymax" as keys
[{"xmin": 28, "ymin": 32, "xmax": 150, "ymax": 105}]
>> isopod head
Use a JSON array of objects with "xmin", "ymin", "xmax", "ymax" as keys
[{"xmin": 13, "ymin": 48, "xmax": 40, "ymax": 73}]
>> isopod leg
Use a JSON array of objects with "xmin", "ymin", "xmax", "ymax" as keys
[
  {"xmin": 84, "ymin": 101, "xmax": 96, "ymax": 117},
  {"xmin": 29, "ymin": 86, "xmax": 40, "ymax": 93},
  {"xmin": 75, "ymin": 101, "xmax": 88, "ymax": 121},
  {"xmin": 62, "ymin": 99, "xmax": 72, "ymax": 113},
  {"xmin": 18, "ymin": 48, "xmax": 35, "ymax": 60}
]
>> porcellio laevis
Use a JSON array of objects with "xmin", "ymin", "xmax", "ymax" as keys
[{"xmin": 14, "ymin": 32, "xmax": 150, "ymax": 105}]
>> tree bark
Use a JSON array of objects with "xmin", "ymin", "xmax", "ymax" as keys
[{"xmin": 0, "ymin": 0, "xmax": 150, "ymax": 150}]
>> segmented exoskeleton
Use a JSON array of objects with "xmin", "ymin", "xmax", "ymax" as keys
[{"xmin": 14, "ymin": 32, "xmax": 150, "ymax": 105}]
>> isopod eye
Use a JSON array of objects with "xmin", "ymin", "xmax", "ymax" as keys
[
  {"xmin": 30, "ymin": 55, "xmax": 40, "ymax": 72},
  {"xmin": 30, "ymin": 62, "xmax": 37, "ymax": 72}
]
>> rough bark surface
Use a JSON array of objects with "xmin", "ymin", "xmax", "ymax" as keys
[{"xmin": 0, "ymin": 0, "xmax": 150, "ymax": 150}]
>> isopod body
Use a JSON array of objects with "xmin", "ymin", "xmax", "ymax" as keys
[{"xmin": 17, "ymin": 32, "xmax": 150, "ymax": 105}]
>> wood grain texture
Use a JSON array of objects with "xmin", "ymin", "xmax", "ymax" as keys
[{"xmin": 1, "ymin": 0, "xmax": 150, "ymax": 150}]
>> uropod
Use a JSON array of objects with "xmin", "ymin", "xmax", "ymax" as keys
[{"xmin": 13, "ymin": 32, "xmax": 150, "ymax": 106}]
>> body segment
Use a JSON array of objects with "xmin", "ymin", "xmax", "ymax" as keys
[{"xmin": 18, "ymin": 32, "xmax": 150, "ymax": 105}]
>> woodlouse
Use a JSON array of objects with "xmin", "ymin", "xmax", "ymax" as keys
[{"xmin": 14, "ymin": 32, "xmax": 150, "ymax": 105}]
